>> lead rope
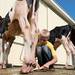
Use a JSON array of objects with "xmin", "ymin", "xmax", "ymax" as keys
[
  {"xmin": 67, "ymin": 31, "xmax": 71, "ymax": 38},
  {"xmin": 66, "ymin": 31, "xmax": 71, "ymax": 41}
]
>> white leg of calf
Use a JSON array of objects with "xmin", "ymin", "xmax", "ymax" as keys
[
  {"xmin": 2, "ymin": 42, "xmax": 10, "ymax": 65},
  {"xmin": 65, "ymin": 53, "xmax": 70, "ymax": 67},
  {"xmin": 68, "ymin": 40, "xmax": 75, "ymax": 55},
  {"xmin": 23, "ymin": 40, "xmax": 32, "ymax": 63},
  {"xmin": 19, "ymin": 17, "xmax": 32, "ymax": 64},
  {"xmin": 0, "ymin": 39, "xmax": 3, "ymax": 64},
  {"xmin": 30, "ymin": 11, "xmax": 39, "ymax": 64},
  {"xmin": 62, "ymin": 36, "xmax": 71, "ymax": 55},
  {"xmin": 72, "ymin": 54, "xmax": 75, "ymax": 67},
  {"xmin": 19, "ymin": 16, "xmax": 31, "ymax": 42}
]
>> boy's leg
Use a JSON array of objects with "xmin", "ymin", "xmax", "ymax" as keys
[
  {"xmin": 36, "ymin": 46, "xmax": 43, "ymax": 66},
  {"xmin": 42, "ymin": 45, "xmax": 53, "ymax": 68}
]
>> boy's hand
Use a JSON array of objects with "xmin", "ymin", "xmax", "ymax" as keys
[{"xmin": 39, "ymin": 64, "xmax": 49, "ymax": 70}]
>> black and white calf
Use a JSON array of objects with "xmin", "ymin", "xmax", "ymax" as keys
[{"xmin": 48, "ymin": 25, "xmax": 75, "ymax": 69}]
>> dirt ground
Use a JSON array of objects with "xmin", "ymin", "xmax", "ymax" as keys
[{"xmin": 0, "ymin": 67, "xmax": 75, "ymax": 75}]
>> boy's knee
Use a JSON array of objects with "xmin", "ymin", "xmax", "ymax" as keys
[
  {"xmin": 36, "ymin": 47, "xmax": 42, "ymax": 54},
  {"xmin": 42, "ymin": 45, "xmax": 47, "ymax": 49},
  {"xmin": 42, "ymin": 46, "xmax": 49, "ymax": 52}
]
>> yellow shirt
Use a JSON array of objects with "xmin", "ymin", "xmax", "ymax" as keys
[{"xmin": 46, "ymin": 41, "xmax": 57, "ymax": 57}]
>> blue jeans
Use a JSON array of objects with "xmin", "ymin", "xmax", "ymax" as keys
[{"xmin": 36, "ymin": 45, "xmax": 53, "ymax": 68}]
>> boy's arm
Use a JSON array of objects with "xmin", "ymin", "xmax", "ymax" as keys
[{"xmin": 39, "ymin": 55, "xmax": 57, "ymax": 69}]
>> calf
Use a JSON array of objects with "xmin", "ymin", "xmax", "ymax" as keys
[
  {"xmin": 0, "ymin": 0, "xmax": 39, "ymax": 73},
  {"xmin": 48, "ymin": 25, "xmax": 75, "ymax": 69}
]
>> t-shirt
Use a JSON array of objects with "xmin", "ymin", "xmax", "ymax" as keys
[{"xmin": 46, "ymin": 41, "xmax": 57, "ymax": 57}]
